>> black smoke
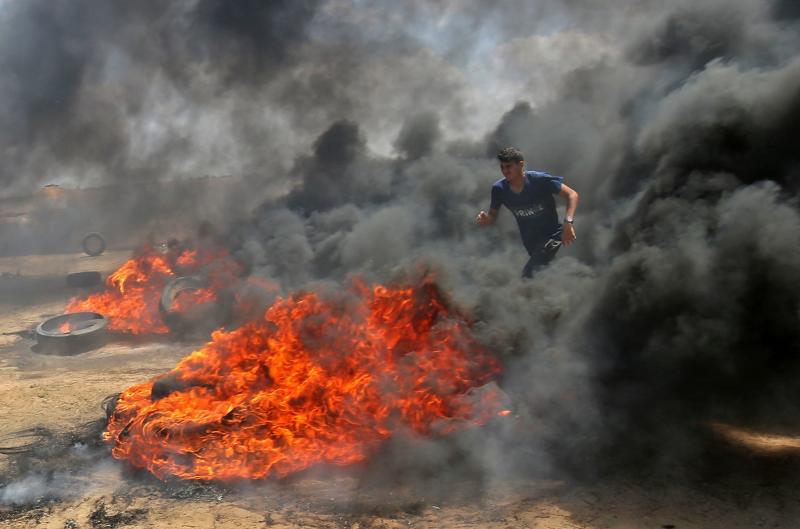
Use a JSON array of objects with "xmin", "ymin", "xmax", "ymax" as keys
[
  {"xmin": 2, "ymin": 0, "xmax": 800, "ymax": 491},
  {"xmin": 226, "ymin": 0, "xmax": 800, "ymax": 480},
  {"xmin": 0, "ymin": 0, "xmax": 322, "ymax": 189}
]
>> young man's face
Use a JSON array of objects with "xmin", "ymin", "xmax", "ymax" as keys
[{"xmin": 500, "ymin": 161, "xmax": 524, "ymax": 181}]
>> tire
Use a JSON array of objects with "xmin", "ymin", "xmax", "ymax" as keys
[
  {"xmin": 158, "ymin": 276, "xmax": 228, "ymax": 336},
  {"xmin": 35, "ymin": 312, "xmax": 109, "ymax": 355},
  {"xmin": 159, "ymin": 276, "xmax": 205, "ymax": 333},
  {"xmin": 160, "ymin": 276, "xmax": 205, "ymax": 315},
  {"xmin": 81, "ymin": 233, "xmax": 106, "ymax": 257},
  {"xmin": 66, "ymin": 271, "xmax": 102, "ymax": 288}
]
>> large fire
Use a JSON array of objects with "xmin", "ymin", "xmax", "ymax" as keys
[
  {"xmin": 105, "ymin": 280, "xmax": 506, "ymax": 481},
  {"xmin": 66, "ymin": 242, "xmax": 242, "ymax": 334}
]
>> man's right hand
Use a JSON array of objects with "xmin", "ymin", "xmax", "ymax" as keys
[{"xmin": 476, "ymin": 210, "xmax": 491, "ymax": 226}]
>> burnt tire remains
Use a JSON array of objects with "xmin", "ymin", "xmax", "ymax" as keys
[
  {"xmin": 35, "ymin": 312, "xmax": 109, "ymax": 355},
  {"xmin": 81, "ymin": 233, "xmax": 106, "ymax": 257}
]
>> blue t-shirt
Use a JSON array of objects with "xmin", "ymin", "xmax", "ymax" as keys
[{"xmin": 490, "ymin": 170, "xmax": 563, "ymax": 251}]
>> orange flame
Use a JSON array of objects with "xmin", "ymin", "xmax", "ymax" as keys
[
  {"xmin": 65, "ymin": 243, "xmax": 242, "ymax": 335},
  {"xmin": 104, "ymin": 280, "xmax": 504, "ymax": 481},
  {"xmin": 67, "ymin": 250, "xmax": 174, "ymax": 334}
]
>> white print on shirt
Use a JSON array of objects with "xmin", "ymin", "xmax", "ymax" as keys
[{"xmin": 512, "ymin": 203, "xmax": 544, "ymax": 218}]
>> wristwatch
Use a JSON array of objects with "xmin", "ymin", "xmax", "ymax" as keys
[{"xmin": 564, "ymin": 216, "xmax": 574, "ymax": 223}]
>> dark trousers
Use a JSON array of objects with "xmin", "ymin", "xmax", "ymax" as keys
[{"xmin": 522, "ymin": 232, "xmax": 562, "ymax": 279}]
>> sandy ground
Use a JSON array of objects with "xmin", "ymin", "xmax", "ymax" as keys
[{"xmin": 1, "ymin": 251, "xmax": 800, "ymax": 528}]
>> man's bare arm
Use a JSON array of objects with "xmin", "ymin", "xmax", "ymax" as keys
[
  {"xmin": 559, "ymin": 184, "xmax": 579, "ymax": 244},
  {"xmin": 560, "ymin": 183, "xmax": 579, "ymax": 217},
  {"xmin": 476, "ymin": 208, "xmax": 499, "ymax": 226}
]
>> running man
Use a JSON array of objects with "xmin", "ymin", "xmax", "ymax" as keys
[{"xmin": 476, "ymin": 147, "xmax": 579, "ymax": 278}]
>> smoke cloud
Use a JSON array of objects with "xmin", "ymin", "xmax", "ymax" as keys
[{"xmin": 2, "ymin": 0, "xmax": 800, "ymax": 491}]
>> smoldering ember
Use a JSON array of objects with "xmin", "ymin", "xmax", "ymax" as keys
[{"xmin": 1, "ymin": 1, "xmax": 800, "ymax": 528}]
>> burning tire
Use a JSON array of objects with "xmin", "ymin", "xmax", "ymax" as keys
[
  {"xmin": 160, "ymin": 276, "xmax": 204, "ymax": 313},
  {"xmin": 35, "ymin": 312, "xmax": 109, "ymax": 355},
  {"xmin": 159, "ymin": 276, "xmax": 217, "ymax": 334},
  {"xmin": 81, "ymin": 233, "xmax": 106, "ymax": 257},
  {"xmin": 66, "ymin": 271, "xmax": 102, "ymax": 288}
]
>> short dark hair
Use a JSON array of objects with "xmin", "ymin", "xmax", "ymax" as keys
[{"xmin": 497, "ymin": 147, "xmax": 524, "ymax": 164}]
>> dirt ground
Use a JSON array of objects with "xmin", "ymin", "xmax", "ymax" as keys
[{"xmin": 1, "ymin": 251, "xmax": 799, "ymax": 528}]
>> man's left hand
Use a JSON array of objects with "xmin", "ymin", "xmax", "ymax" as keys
[{"xmin": 562, "ymin": 223, "xmax": 577, "ymax": 245}]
